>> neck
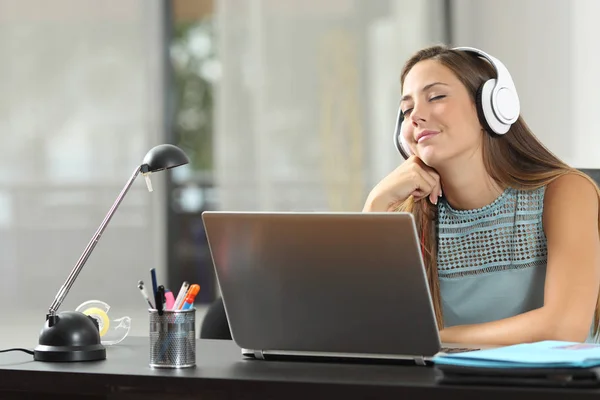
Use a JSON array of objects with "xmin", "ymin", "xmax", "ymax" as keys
[{"xmin": 436, "ymin": 154, "xmax": 504, "ymax": 211}]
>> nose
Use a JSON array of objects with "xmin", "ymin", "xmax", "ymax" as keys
[{"xmin": 409, "ymin": 101, "xmax": 428, "ymax": 127}]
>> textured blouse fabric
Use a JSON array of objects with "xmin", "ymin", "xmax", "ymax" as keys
[
  {"xmin": 437, "ymin": 187, "xmax": 549, "ymax": 327},
  {"xmin": 436, "ymin": 186, "xmax": 598, "ymax": 342}
]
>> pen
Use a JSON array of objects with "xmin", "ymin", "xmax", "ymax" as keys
[
  {"xmin": 181, "ymin": 284, "xmax": 200, "ymax": 310},
  {"xmin": 159, "ymin": 284, "xmax": 199, "ymax": 360},
  {"xmin": 172, "ymin": 281, "xmax": 189, "ymax": 310},
  {"xmin": 177, "ymin": 284, "xmax": 199, "ymax": 310},
  {"xmin": 137, "ymin": 282, "xmax": 154, "ymax": 309},
  {"xmin": 155, "ymin": 285, "xmax": 165, "ymax": 316},
  {"xmin": 138, "ymin": 280, "xmax": 154, "ymax": 307}
]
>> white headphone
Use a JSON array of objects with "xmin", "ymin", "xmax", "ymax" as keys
[{"xmin": 394, "ymin": 46, "xmax": 520, "ymax": 159}]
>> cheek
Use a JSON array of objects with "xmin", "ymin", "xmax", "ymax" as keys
[
  {"xmin": 439, "ymin": 103, "xmax": 478, "ymax": 133},
  {"xmin": 401, "ymin": 124, "xmax": 415, "ymax": 148},
  {"xmin": 431, "ymin": 103, "xmax": 452, "ymax": 125},
  {"xmin": 447, "ymin": 113, "xmax": 484, "ymax": 147}
]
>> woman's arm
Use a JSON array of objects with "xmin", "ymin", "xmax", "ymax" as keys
[{"xmin": 440, "ymin": 173, "xmax": 600, "ymax": 345}]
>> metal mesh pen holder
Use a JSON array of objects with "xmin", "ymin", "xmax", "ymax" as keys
[{"xmin": 149, "ymin": 308, "xmax": 196, "ymax": 368}]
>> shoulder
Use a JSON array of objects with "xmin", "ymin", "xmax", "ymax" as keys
[
  {"xmin": 543, "ymin": 172, "xmax": 599, "ymax": 234},
  {"xmin": 544, "ymin": 172, "xmax": 599, "ymax": 209}
]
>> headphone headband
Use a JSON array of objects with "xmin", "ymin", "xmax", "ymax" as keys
[{"xmin": 452, "ymin": 46, "xmax": 520, "ymax": 125}]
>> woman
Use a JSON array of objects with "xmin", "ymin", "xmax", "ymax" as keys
[{"xmin": 363, "ymin": 45, "xmax": 600, "ymax": 345}]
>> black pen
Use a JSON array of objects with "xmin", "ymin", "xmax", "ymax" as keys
[{"xmin": 156, "ymin": 285, "xmax": 166, "ymax": 316}]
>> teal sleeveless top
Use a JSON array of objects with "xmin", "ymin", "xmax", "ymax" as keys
[
  {"xmin": 437, "ymin": 186, "xmax": 597, "ymax": 342},
  {"xmin": 437, "ymin": 187, "xmax": 548, "ymax": 323}
]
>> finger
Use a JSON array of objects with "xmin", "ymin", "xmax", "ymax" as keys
[
  {"xmin": 429, "ymin": 192, "xmax": 440, "ymax": 205},
  {"xmin": 429, "ymin": 173, "xmax": 442, "ymax": 200},
  {"xmin": 412, "ymin": 170, "xmax": 439, "ymax": 205},
  {"xmin": 412, "ymin": 167, "xmax": 437, "ymax": 197},
  {"xmin": 420, "ymin": 171, "xmax": 440, "ymax": 205},
  {"xmin": 412, "ymin": 190, "xmax": 429, "ymax": 202},
  {"xmin": 410, "ymin": 177, "xmax": 435, "ymax": 204},
  {"xmin": 413, "ymin": 157, "xmax": 442, "ymax": 200},
  {"xmin": 413, "ymin": 189, "xmax": 437, "ymax": 205}
]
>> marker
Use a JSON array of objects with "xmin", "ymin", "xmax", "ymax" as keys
[
  {"xmin": 181, "ymin": 284, "xmax": 200, "ymax": 310},
  {"xmin": 172, "ymin": 281, "xmax": 189, "ymax": 310},
  {"xmin": 177, "ymin": 284, "xmax": 200, "ymax": 310},
  {"xmin": 137, "ymin": 282, "xmax": 154, "ymax": 309},
  {"xmin": 165, "ymin": 290, "xmax": 175, "ymax": 310},
  {"xmin": 156, "ymin": 285, "xmax": 165, "ymax": 316}
]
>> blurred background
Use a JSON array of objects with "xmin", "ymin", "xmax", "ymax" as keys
[{"xmin": 0, "ymin": 0, "xmax": 598, "ymax": 346}]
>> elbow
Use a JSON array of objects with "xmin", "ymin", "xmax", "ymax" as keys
[
  {"xmin": 550, "ymin": 326, "xmax": 590, "ymax": 343},
  {"xmin": 541, "ymin": 308, "xmax": 592, "ymax": 343}
]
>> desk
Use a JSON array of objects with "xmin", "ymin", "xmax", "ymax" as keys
[{"xmin": 0, "ymin": 337, "xmax": 597, "ymax": 399}]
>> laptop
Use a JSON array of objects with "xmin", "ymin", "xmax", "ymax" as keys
[{"xmin": 201, "ymin": 211, "xmax": 488, "ymax": 365}]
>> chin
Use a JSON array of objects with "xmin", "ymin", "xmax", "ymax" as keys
[{"xmin": 418, "ymin": 151, "xmax": 444, "ymax": 168}]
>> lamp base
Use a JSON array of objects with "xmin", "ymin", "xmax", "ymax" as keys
[{"xmin": 34, "ymin": 311, "xmax": 106, "ymax": 362}]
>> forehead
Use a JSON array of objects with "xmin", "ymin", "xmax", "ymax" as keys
[{"xmin": 402, "ymin": 59, "xmax": 459, "ymax": 96}]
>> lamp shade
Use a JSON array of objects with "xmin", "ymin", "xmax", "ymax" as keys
[{"xmin": 141, "ymin": 144, "xmax": 190, "ymax": 173}]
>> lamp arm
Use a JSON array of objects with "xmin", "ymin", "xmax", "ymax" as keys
[{"xmin": 47, "ymin": 166, "xmax": 142, "ymax": 316}]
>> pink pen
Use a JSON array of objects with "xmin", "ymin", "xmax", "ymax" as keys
[{"xmin": 165, "ymin": 290, "xmax": 175, "ymax": 310}]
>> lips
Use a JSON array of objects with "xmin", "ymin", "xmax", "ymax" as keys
[{"xmin": 416, "ymin": 130, "xmax": 439, "ymax": 143}]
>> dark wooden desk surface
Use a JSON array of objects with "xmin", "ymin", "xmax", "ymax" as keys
[{"xmin": 0, "ymin": 336, "xmax": 597, "ymax": 399}]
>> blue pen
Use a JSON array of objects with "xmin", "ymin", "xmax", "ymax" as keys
[{"xmin": 150, "ymin": 268, "xmax": 158, "ymax": 295}]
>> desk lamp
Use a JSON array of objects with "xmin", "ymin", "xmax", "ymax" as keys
[{"xmin": 33, "ymin": 144, "xmax": 189, "ymax": 362}]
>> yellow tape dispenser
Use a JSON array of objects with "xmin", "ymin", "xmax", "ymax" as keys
[{"xmin": 75, "ymin": 300, "xmax": 131, "ymax": 345}]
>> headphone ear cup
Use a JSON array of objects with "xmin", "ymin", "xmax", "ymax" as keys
[
  {"xmin": 475, "ymin": 81, "xmax": 496, "ymax": 135},
  {"xmin": 398, "ymin": 133, "xmax": 412, "ymax": 159},
  {"xmin": 394, "ymin": 109, "xmax": 412, "ymax": 159},
  {"xmin": 477, "ymin": 79, "xmax": 511, "ymax": 135}
]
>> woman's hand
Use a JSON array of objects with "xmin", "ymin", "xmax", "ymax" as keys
[{"xmin": 363, "ymin": 155, "xmax": 442, "ymax": 212}]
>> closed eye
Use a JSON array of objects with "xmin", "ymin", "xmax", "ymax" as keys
[{"xmin": 402, "ymin": 95, "xmax": 446, "ymax": 116}]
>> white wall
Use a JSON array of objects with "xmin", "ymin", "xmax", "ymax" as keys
[
  {"xmin": 451, "ymin": 0, "xmax": 600, "ymax": 168},
  {"xmin": 366, "ymin": 0, "xmax": 448, "ymax": 189},
  {"xmin": 0, "ymin": 0, "xmax": 167, "ymax": 346},
  {"xmin": 215, "ymin": 0, "xmax": 447, "ymax": 211},
  {"xmin": 571, "ymin": 0, "xmax": 600, "ymax": 168}
]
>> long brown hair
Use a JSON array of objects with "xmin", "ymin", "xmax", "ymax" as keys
[{"xmin": 397, "ymin": 45, "xmax": 600, "ymax": 337}]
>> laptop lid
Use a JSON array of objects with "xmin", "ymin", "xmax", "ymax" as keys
[{"xmin": 201, "ymin": 211, "xmax": 442, "ymax": 358}]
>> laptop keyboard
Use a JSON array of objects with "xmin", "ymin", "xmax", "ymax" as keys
[{"xmin": 440, "ymin": 347, "xmax": 481, "ymax": 354}]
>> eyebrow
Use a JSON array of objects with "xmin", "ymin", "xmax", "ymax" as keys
[{"xmin": 401, "ymin": 82, "xmax": 449, "ymax": 103}]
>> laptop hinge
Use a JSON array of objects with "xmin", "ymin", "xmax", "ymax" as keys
[
  {"xmin": 254, "ymin": 350, "xmax": 265, "ymax": 360},
  {"xmin": 414, "ymin": 356, "xmax": 426, "ymax": 366}
]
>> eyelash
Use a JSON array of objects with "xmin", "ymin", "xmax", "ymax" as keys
[{"xmin": 402, "ymin": 95, "xmax": 446, "ymax": 116}]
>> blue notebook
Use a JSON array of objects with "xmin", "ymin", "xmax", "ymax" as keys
[{"xmin": 433, "ymin": 341, "xmax": 600, "ymax": 369}]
